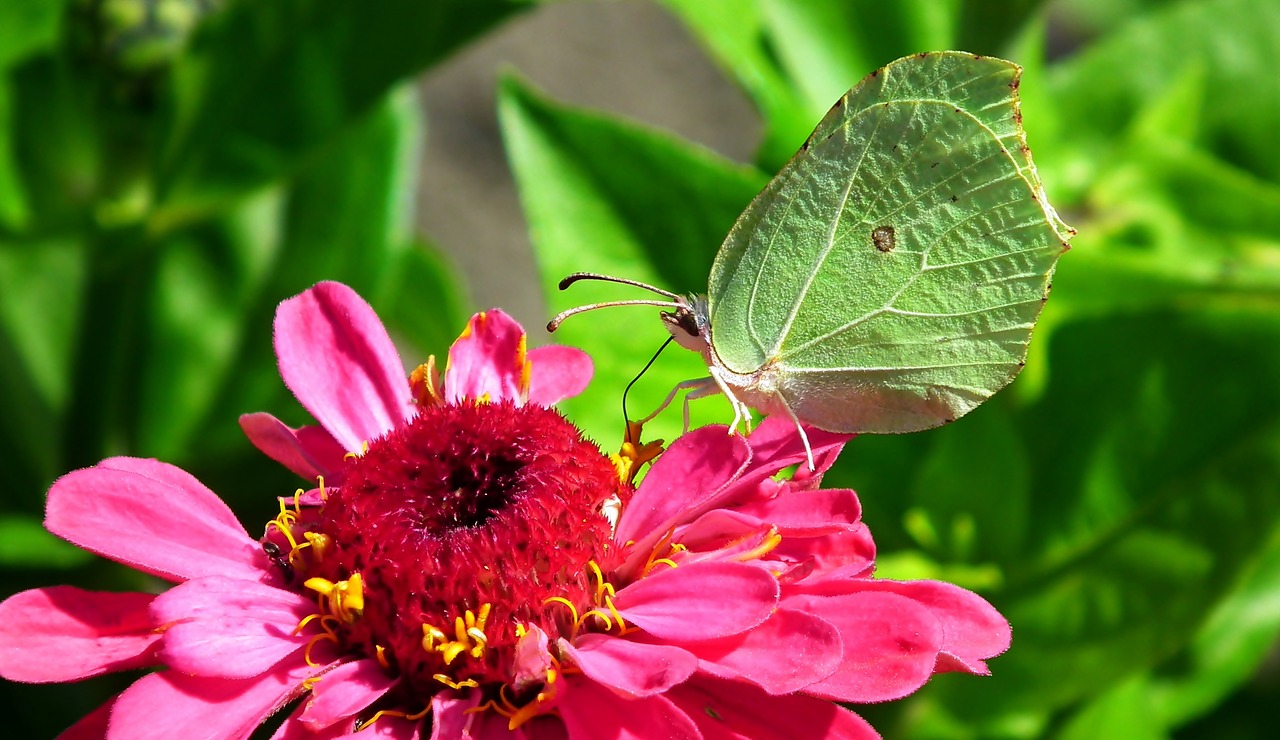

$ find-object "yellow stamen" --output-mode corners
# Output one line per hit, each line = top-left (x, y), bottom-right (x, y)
(433, 674), (479, 690)
(410, 355), (443, 407)
(304, 573), (364, 623)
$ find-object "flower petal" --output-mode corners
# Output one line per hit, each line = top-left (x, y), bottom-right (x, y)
(784, 591), (943, 702)
(45, 460), (268, 583)
(667, 675), (879, 740)
(773, 524), (876, 578)
(444, 310), (529, 404)
(0, 586), (158, 682)
(616, 426), (750, 555)
(431, 690), (482, 740)
(153, 576), (313, 678)
(301, 658), (398, 730)
(270, 702), (352, 740)
(239, 413), (348, 482)
(840, 580), (1011, 675)
(558, 676), (700, 740)
(676, 608), (841, 695)
(107, 656), (323, 739)
(739, 416), (851, 489)
(275, 281), (412, 450)
(526, 345), (593, 406)
(733, 487), (862, 535)
(560, 633), (697, 697)
(614, 561), (778, 641)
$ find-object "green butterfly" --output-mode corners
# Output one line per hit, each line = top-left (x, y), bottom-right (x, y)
(552, 52), (1074, 466)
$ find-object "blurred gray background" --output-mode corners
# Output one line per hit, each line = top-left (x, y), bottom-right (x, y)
(416, 1), (758, 335)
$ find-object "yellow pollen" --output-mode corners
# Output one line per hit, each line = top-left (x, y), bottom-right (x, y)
(374, 644), (391, 670)
(304, 573), (364, 623)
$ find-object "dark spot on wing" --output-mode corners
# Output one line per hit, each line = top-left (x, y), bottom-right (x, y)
(872, 225), (896, 253)
(950, 194), (958, 203)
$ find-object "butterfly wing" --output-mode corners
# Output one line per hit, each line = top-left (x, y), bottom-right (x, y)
(706, 52), (1072, 433)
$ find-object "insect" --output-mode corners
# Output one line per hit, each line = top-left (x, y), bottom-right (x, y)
(549, 52), (1074, 468)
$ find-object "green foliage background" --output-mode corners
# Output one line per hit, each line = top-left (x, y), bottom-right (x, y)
(2, 0), (1278, 737)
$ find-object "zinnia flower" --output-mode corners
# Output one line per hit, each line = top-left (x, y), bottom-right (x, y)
(0, 282), (1010, 739)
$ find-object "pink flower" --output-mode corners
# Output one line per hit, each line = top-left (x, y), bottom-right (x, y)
(0, 282), (1010, 739)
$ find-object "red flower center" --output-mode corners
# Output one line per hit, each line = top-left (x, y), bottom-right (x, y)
(297, 401), (625, 698)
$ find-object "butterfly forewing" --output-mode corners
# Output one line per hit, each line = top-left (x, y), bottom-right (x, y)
(706, 51), (1070, 434)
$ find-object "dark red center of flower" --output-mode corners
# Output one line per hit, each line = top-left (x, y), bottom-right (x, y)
(306, 400), (624, 697)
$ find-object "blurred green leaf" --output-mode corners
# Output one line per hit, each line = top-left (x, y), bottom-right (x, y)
(151, 0), (522, 230)
(0, 515), (92, 568)
(0, 237), (86, 496)
(139, 81), (429, 461)
(498, 74), (767, 445)
(0, 0), (68, 227)
(1049, 0), (1280, 183)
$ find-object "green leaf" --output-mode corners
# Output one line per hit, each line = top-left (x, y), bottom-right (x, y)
(0, 515), (92, 569)
(151, 0), (521, 230)
(0, 0), (67, 227)
(1049, 0), (1280, 182)
(498, 74), (767, 444)
(138, 82), (428, 461)
(1147, 523), (1280, 726)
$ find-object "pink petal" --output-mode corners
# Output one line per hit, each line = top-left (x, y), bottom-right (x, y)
(515, 716), (570, 740)
(739, 416), (851, 489)
(153, 576), (313, 678)
(526, 345), (593, 406)
(45, 460), (268, 583)
(301, 658), (398, 730)
(57, 693), (115, 739)
(668, 675), (879, 740)
(678, 608), (841, 694)
(239, 413), (348, 482)
(841, 580), (1011, 674)
(107, 656), (325, 739)
(773, 524), (877, 577)
(614, 561), (778, 641)
(732, 487), (862, 535)
(558, 676), (700, 740)
(560, 633), (697, 697)
(270, 702), (353, 740)
(274, 281), (412, 451)
(432, 690), (482, 740)
(0, 587), (158, 682)
(616, 426), (750, 556)
(444, 310), (529, 404)
(784, 591), (943, 703)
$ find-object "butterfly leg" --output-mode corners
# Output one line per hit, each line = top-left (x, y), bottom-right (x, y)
(774, 394), (815, 471)
(706, 365), (753, 436)
(639, 377), (719, 431)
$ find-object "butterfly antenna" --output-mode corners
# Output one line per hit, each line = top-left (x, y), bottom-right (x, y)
(558, 272), (682, 300)
(622, 336), (675, 425)
(547, 300), (683, 332)
(547, 273), (687, 332)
